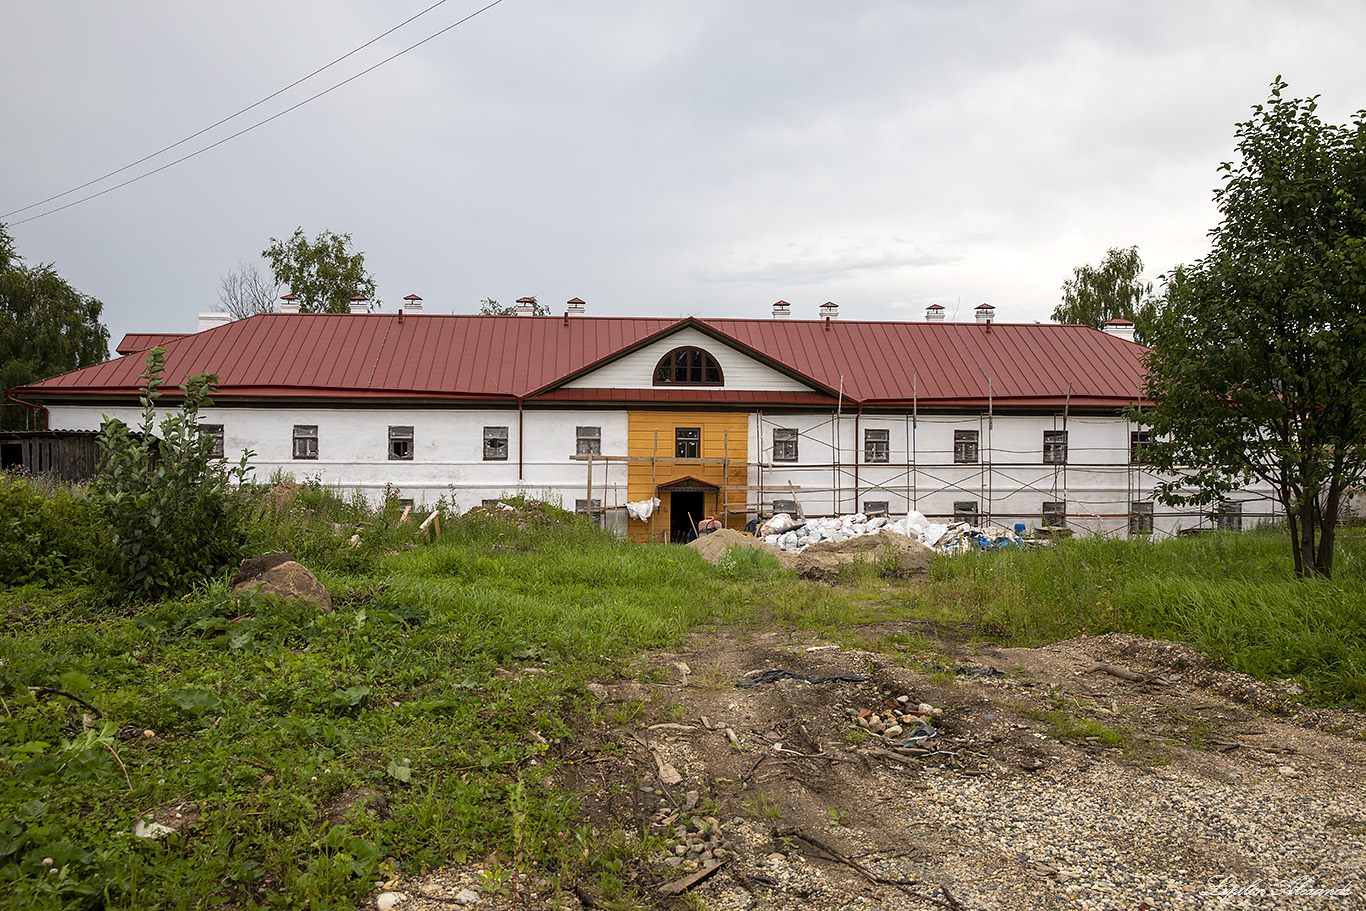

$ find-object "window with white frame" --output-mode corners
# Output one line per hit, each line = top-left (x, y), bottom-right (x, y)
(864, 428), (889, 463)
(388, 425), (414, 460)
(200, 423), (224, 459)
(773, 428), (798, 462)
(953, 501), (978, 524)
(1043, 430), (1068, 464)
(954, 429), (979, 464)
(484, 426), (509, 461)
(576, 426), (601, 456)
(293, 424), (318, 460)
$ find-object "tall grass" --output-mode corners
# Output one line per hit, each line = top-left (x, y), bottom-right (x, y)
(927, 529), (1366, 706)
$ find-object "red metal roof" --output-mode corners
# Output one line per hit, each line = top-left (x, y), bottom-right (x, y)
(21, 314), (1148, 408)
(115, 332), (190, 355)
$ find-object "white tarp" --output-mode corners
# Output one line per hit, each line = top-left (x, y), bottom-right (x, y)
(626, 497), (660, 521)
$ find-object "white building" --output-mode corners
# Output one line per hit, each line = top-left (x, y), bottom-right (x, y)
(14, 301), (1272, 542)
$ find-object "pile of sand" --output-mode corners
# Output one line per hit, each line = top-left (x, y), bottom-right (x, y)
(688, 527), (932, 579)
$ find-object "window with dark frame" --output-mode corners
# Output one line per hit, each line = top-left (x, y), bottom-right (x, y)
(953, 501), (978, 524)
(1043, 430), (1068, 464)
(675, 427), (700, 459)
(864, 428), (889, 463)
(292, 424), (318, 460)
(1216, 499), (1242, 531)
(483, 426), (509, 461)
(1042, 501), (1067, 527)
(1130, 501), (1154, 535)
(954, 429), (979, 464)
(773, 428), (798, 462)
(1130, 431), (1150, 464)
(772, 499), (798, 515)
(388, 425), (414, 460)
(576, 426), (601, 456)
(201, 424), (224, 459)
(653, 347), (723, 385)
(863, 501), (889, 516)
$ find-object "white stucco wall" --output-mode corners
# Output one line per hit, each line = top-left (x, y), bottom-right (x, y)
(48, 401), (1274, 539)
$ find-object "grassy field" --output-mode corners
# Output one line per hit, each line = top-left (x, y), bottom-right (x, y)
(2, 476), (1364, 909)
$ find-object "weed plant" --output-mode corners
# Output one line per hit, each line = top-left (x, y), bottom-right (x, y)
(927, 529), (1366, 705)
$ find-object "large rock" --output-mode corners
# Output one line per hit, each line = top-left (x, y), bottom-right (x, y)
(231, 553), (331, 611)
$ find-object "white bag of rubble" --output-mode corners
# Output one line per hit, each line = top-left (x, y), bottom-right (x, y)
(764, 534), (781, 547)
(868, 516), (888, 530)
(778, 531), (800, 550)
(625, 497), (660, 521)
(920, 523), (951, 547)
(760, 513), (797, 536)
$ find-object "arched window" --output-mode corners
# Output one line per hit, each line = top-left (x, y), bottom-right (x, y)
(653, 347), (723, 386)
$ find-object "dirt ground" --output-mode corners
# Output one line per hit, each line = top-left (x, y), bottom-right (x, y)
(376, 606), (1366, 911)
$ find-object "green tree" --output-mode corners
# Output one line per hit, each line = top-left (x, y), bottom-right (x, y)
(262, 227), (376, 313)
(94, 349), (254, 599)
(479, 296), (548, 315)
(1139, 80), (1366, 578)
(0, 224), (110, 429)
(1052, 246), (1157, 344)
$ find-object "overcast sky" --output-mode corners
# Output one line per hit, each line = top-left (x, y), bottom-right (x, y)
(4, 1), (1365, 352)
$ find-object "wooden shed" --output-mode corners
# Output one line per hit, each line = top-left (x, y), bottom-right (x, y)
(0, 431), (102, 482)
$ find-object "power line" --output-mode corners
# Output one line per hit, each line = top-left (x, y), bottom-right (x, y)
(5, 0), (507, 225)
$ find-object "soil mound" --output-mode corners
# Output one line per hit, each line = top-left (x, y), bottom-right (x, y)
(794, 529), (933, 579)
(688, 528), (800, 570)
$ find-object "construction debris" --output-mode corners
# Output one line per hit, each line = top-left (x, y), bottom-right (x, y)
(760, 509), (1036, 555)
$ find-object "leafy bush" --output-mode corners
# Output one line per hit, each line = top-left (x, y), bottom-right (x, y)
(0, 471), (102, 588)
(93, 349), (253, 599)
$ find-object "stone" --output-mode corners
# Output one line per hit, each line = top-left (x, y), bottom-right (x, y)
(232, 556), (331, 611)
(454, 889), (479, 905)
(375, 893), (408, 911)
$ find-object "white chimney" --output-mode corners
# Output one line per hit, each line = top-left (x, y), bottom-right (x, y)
(772, 300), (791, 320)
(566, 297), (586, 316)
(975, 303), (995, 325)
(198, 312), (231, 332)
(515, 297), (537, 317)
(925, 304), (946, 322)
(1102, 318), (1136, 342)
(348, 294), (369, 314)
(819, 300), (839, 320)
(279, 294), (300, 313)
(403, 294), (424, 314)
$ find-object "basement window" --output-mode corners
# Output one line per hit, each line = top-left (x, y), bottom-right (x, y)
(1042, 501), (1067, 527)
(1130, 501), (1154, 535)
(1043, 430), (1068, 464)
(772, 499), (798, 516)
(676, 427), (700, 459)
(576, 426), (601, 456)
(200, 424), (224, 460)
(653, 347), (723, 385)
(388, 425), (414, 460)
(954, 430), (979, 464)
(483, 426), (509, 461)
(863, 501), (889, 516)
(864, 429), (889, 463)
(953, 501), (978, 524)
(293, 425), (318, 460)
(575, 498), (602, 525)
(1216, 499), (1242, 531)
(773, 428), (798, 462)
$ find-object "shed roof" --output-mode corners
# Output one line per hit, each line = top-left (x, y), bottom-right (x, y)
(21, 313), (1148, 408)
